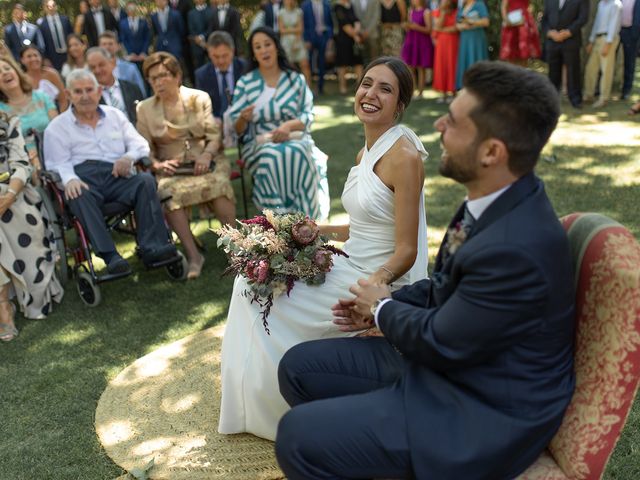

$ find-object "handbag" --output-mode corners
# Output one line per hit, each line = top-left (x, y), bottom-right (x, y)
(506, 9), (524, 26)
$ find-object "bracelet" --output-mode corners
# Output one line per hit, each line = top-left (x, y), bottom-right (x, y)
(7, 187), (18, 197)
(380, 266), (395, 279)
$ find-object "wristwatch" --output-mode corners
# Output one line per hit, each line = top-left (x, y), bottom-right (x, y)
(370, 297), (390, 318)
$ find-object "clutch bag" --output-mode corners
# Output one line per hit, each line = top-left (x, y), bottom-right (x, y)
(507, 9), (524, 26)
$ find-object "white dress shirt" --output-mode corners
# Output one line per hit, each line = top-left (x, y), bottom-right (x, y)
(589, 0), (623, 43)
(43, 105), (150, 186)
(46, 14), (67, 52)
(92, 8), (106, 36)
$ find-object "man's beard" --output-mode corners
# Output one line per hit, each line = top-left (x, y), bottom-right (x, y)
(438, 147), (479, 184)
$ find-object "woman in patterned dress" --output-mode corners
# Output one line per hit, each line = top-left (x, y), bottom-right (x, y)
(499, 0), (540, 65)
(0, 113), (63, 341)
(380, 0), (408, 56)
(278, 0), (311, 85)
(137, 52), (236, 279)
(228, 27), (329, 220)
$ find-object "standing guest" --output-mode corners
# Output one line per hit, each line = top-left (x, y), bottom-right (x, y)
(401, 0), (433, 96)
(195, 31), (247, 120)
(380, 0), (407, 57)
(265, 0), (284, 31)
(60, 33), (89, 80)
(432, 0), (459, 103)
(279, 0), (311, 85)
(37, 0), (73, 71)
(167, 0), (195, 84)
(151, 0), (186, 64)
(0, 112), (63, 339)
(20, 45), (68, 112)
(499, 0), (541, 65)
(333, 0), (364, 94)
(43, 69), (177, 275)
(541, 0), (589, 109)
(455, 0), (489, 90)
(86, 47), (144, 123)
(583, 0), (622, 108)
(83, 0), (119, 47)
(301, 0), (333, 95)
(187, 0), (212, 70)
(108, 0), (127, 22)
(228, 27), (330, 219)
(628, 99), (640, 114)
(0, 55), (57, 180)
(4, 4), (46, 61)
(98, 31), (146, 97)
(74, 1), (90, 35)
(137, 52), (236, 279)
(619, 0), (640, 100)
(352, 0), (381, 65)
(207, 0), (245, 57)
(276, 61), (575, 480)
(119, 1), (151, 70)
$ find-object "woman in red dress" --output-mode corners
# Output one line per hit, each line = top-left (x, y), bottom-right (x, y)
(499, 0), (540, 64)
(431, 0), (459, 103)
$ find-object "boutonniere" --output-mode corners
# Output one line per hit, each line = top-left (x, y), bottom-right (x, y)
(445, 221), (468, 256)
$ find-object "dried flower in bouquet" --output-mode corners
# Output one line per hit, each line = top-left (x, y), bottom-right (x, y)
(216, 210), (347, 334)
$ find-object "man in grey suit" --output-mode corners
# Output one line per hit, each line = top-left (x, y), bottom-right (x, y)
(352, 0), (380, 65)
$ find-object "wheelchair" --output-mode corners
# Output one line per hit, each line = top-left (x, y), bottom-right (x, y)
(31, 130), (188, 307)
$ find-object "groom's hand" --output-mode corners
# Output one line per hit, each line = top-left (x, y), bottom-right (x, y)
(350, 279), (392, 319)
(332, 298), (373, 332)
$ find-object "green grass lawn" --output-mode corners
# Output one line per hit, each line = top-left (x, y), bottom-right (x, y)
(1, 78), (639, 479)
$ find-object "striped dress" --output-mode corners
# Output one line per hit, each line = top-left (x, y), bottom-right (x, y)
(228, 69), (329, 220)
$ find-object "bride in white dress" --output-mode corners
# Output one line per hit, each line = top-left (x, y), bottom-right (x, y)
(218, 57), (429, 441)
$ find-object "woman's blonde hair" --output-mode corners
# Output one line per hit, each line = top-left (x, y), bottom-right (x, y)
(0, 55), (33, 103)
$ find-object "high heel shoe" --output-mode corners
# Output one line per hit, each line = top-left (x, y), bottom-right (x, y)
(187, 254), (205, 280)
(0, 300), (17, 342)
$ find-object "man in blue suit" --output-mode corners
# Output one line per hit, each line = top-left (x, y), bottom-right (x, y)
(301, 0), (332, 94)
(194, 31), (246, 119)
(276, 61), (576, 480)
(4, 3), (45, 61)
(119, 2), (151, 68)
(37, 0), (73, 71)
(619, 0), (640, 99)
(187, 0), (212, 70)
(150, 0), (185, 61)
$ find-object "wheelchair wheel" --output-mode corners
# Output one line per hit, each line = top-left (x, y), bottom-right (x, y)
(36, 186), (69, 286)
(166, 251), (188, 280)
(77, 271), (102, 307)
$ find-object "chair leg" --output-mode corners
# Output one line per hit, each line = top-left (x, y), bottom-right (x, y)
(240, 168), (248, 219)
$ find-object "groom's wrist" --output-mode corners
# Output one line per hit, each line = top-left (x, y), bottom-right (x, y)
(373, 298), (393, 329)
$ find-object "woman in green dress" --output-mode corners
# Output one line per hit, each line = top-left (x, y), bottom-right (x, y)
(455, 0), (489, 90)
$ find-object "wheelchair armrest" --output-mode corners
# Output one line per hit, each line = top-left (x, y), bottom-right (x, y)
(39, 169), (62, 184)
(135, 156), (152, 170)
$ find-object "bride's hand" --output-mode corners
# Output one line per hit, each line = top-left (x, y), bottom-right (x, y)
(332, 298), (374, 332)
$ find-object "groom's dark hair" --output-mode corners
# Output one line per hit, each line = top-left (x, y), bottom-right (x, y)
(463, 61), (560, 176)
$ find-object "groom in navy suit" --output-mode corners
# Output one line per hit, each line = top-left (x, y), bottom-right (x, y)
(276, 62), (576, 479)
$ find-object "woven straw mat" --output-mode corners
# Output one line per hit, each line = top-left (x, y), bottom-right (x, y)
(95, 325), (284, 480)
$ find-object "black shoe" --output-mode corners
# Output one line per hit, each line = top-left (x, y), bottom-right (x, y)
(143, 244), (178, 265)
(107, 255), (131, 275)
(571, 102), (583, 109)
(621, 93), (630, 100)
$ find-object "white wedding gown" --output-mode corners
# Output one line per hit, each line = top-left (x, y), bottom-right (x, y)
(218, 125), (429, 440)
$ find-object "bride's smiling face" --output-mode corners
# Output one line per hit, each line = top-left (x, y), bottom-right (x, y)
(354, 65), (400, 126)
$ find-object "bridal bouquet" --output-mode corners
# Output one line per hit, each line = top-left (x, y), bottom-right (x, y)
(216, 210), (347, 334)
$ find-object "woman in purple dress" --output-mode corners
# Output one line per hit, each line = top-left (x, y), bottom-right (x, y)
(401, 0), (433, 96)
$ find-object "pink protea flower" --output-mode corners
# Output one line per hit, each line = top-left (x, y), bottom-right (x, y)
(241, 215), (275, 231)
(313, 249), (333, 271)
(291, 218), (319, 245)
(256, 259), (270, 283)
(244, 261), (258, 281)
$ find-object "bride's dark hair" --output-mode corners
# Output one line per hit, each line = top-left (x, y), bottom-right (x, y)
(358, 57), (414, 121)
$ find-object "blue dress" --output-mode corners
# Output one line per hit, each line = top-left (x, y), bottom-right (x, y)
(228, 70), (330, 220)
(455, 1), (489, 90)
(0, 90), (55, 156)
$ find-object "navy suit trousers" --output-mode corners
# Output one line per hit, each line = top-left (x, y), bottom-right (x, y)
(620, 27), (640, 97)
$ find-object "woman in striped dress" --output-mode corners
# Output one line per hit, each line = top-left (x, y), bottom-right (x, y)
(228, 27), (329, 220)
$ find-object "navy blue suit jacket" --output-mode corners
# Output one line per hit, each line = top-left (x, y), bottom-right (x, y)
(119, 17), (151, 56)
(379, 173), (576, 479)
(194, 57), (246, 118)
(541, 0), (589, 48)
(301, 0), (333, 42)
(82, 7), (119, 47)
(37, 15), (73, 71)
(151, 10), (185, 58)
(4, 22), (45, 60)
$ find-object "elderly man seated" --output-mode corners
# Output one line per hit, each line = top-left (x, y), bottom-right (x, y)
(43, 69), (176, 275)
(86, 46), (144, 123)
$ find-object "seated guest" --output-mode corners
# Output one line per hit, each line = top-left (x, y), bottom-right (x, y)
(229, 27), (329, 220)
(98, 30), (147, 97)
(60, 33), (89, 80)
(194, 31), (246, 120)
(4, 3), (45, 61)
(137, 52), (236, 279)
(43, 69), (177, 275)
(0, 55), (57, 182)
(0, 112), (63, 341)
(86, 47), (144, 123)
(276, 62), (575, 480)
(37, 0), (74, 71)
(20, 45), (68, 112)
(119, 1), (151, 70)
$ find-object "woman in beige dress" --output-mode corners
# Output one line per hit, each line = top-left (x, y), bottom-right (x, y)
(137, 52), (236, 279)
